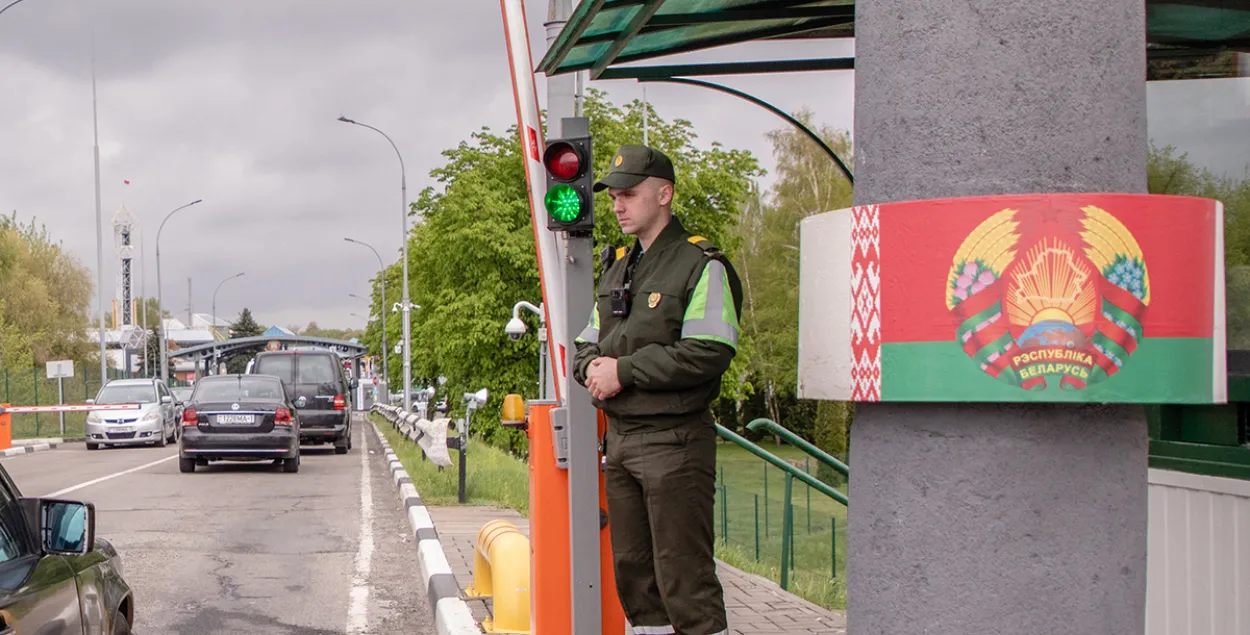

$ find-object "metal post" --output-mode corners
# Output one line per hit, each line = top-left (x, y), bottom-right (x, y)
(753, 494), (760, 561)
(458, 415), (468, 504)
(336, 118), (409, 411)
(781, 472), (793, 590)
(831, 516), (837, 579)
(57, 377), (65, 435)
(345, 238), (389, 398)
(156, 200), (203, 383)
(212, 272), (244, 375)
(90, 12), (108, 383)
(764, 466), (769, 538)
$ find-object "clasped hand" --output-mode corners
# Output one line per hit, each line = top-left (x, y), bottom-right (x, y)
(586, 357), (623, 400)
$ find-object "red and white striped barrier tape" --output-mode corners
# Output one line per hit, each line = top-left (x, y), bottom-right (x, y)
(0, 403), (142, 414)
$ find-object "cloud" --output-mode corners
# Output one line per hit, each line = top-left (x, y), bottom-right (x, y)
(0, 2), (862, 334)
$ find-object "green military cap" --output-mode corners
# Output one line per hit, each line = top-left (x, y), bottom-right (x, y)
(594, 144), (676, 192)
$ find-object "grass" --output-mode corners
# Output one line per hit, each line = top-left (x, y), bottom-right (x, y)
(373, 414), (530, 515)
(371, 414), (847, 610)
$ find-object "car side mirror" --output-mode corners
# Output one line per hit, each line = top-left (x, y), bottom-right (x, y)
(161, 395), (173, 404)
(85, 399), (95, 405)
(19, 498), (95, 556)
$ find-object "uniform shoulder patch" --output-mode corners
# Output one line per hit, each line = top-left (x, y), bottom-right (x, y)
(685, 234), (722, 257)
(615, 246), (627, 261)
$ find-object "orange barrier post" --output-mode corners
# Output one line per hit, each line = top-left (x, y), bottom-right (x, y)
(0, 405), (9, 451)
(597, 410), (627, 635)
(527, 403), (626, 635)
(528, 402), (570, 635)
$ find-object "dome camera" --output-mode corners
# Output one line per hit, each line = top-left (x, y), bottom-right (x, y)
(505, 317), (528, 341)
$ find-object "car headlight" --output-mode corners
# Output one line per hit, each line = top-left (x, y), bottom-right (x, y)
(142, 411), (161, 422)
(86, 412), (102, 424)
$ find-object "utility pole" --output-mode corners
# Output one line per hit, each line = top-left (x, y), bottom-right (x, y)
(91, 4), (107, 383)
(545, 1), (600, 633)
(187, 277), (192, 326)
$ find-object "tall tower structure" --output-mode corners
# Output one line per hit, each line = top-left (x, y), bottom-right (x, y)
(112, 204), (137, 327)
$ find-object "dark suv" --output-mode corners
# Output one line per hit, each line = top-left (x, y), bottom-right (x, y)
(249, 350), (355, 454)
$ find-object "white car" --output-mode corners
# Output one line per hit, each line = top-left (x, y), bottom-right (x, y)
(84, 378), (180, 450)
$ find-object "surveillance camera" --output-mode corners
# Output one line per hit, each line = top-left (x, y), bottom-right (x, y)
(505, 317), (527, 341)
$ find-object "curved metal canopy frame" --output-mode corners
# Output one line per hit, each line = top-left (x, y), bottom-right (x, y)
(169, 335), (368, 363)
(641, 76), (854, 185)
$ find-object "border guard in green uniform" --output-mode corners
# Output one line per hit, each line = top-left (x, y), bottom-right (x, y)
(573, 144), (743, 635)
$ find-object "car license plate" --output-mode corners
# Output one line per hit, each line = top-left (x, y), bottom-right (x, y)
(113, 426), (134, 433)
(215, 415), (254, 425)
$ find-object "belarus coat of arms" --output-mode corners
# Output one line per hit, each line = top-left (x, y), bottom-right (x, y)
(946, 204), (1150, 391)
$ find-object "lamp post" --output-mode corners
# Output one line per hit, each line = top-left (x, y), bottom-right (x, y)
(156, 199), (203, 383)
(337, 117), (413, 412)
(0, 0), (32, 20)
(507, 300), (548, 400)
(211, 272), (244, 374)
(344, 237), (389, 398)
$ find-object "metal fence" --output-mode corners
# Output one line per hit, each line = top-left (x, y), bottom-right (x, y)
(0, 366), (190, 439)
(713, 451), (847, 598)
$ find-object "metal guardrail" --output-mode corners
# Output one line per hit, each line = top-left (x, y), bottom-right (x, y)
(745, 418), (850, 477)
(715, 420), (847, 592)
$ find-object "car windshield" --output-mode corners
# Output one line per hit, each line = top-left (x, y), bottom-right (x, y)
(194, 377), (285, 402)
(94, 384), (156, 405)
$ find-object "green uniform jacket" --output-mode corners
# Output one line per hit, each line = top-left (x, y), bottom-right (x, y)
(573, 216), (744, 434)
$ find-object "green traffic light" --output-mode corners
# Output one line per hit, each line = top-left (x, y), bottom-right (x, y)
(545, 184), (583, 223)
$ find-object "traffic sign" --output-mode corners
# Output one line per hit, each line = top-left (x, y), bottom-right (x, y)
(45, 360), (74, 379)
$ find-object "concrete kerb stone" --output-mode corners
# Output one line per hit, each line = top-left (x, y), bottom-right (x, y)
(366, 412), (482, 635)
(0, 440), (62, 457)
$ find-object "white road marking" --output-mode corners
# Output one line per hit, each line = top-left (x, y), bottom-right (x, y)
(43, 454), (179, 498)
(347, 424), (374, 634)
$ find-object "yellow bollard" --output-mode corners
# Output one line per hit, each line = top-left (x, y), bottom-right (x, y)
(464, 519), (531, 634)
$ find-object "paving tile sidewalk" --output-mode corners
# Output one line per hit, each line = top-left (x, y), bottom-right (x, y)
(428, 505), (847, 635)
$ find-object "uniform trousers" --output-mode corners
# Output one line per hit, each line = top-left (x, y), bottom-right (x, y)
(603, 420), (727, 635)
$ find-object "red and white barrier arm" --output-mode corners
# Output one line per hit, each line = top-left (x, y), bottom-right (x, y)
(0, 404), (143, 414)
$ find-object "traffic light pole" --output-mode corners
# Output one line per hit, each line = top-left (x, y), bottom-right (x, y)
(546, 3), (600, 633)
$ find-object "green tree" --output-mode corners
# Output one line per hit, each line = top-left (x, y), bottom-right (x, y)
(0, 212), (94, 369)
(734, 111), (854, 448)
(1147, 142), (1250, 347)
(364, 90), (763, 455)
(224, 308), (265, 373)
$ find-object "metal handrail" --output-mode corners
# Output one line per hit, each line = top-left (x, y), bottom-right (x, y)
(715, 424), (848, 507)
(745, 418), (850, 477)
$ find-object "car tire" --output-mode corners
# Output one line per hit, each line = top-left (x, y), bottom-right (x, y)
(86, 443), (99, 451)
(156, 430), (168, 448)
(112, 610), (132, 635)
(179, 458), (195, 473)
(283, 455), (299, 473)
(335, 443), (348, 455)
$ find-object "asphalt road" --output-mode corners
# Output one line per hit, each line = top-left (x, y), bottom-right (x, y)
(0, 414), (433, 635)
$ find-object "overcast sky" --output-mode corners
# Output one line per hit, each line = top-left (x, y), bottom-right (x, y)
(0, 1), (855, 332)
(0, 3), (1244, 333)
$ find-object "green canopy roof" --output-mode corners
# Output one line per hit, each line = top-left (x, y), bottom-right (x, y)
(537, 0), (1250, 81)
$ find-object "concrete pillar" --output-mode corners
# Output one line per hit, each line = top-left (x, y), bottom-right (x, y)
(849, 2), (1148, 635)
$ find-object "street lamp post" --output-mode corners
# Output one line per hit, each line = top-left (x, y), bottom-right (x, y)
(212, 272), (245, 374)
(156, 199), (203, 383)
(508, 300), (547, 400)
(338, 117), (413, 412)
(344, 237), (389, 399)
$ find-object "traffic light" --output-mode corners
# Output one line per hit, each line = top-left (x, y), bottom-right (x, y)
(542, 133), (594, 233)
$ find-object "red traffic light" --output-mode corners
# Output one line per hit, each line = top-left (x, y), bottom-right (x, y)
(544, 142), (581, 180)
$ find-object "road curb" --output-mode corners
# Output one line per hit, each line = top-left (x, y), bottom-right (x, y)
(366, 413), (482, 635)
(1, 441), (59, 457)
(14, 437), (85, 446)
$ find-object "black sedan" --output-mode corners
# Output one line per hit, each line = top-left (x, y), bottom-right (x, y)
(0, 460), (134, 633)
(178, 374), (301, 473)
